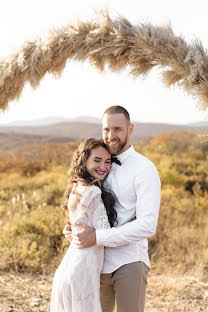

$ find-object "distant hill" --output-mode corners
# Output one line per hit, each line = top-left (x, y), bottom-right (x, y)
(0, 117), (208, 152)
(0, 122), (102, 141)
(0, 132), (74, 151)
(2, 116), (101, 126)
(0, 121), (208, 142)
(3, 116), (208, 128)
(188, 121), (208, 127)
(132, 122), (208, 141)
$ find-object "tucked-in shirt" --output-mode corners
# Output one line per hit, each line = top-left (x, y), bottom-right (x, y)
(96, 145), (161, 274)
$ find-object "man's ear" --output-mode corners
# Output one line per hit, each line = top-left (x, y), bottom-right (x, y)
(129, 123), (134, 136)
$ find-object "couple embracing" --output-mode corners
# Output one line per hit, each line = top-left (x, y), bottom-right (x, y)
(50, 105), (161, 312)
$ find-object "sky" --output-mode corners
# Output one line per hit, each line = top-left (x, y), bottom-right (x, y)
(0, 0), (208, 125)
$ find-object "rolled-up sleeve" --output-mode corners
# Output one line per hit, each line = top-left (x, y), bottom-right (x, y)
(96, 163), (161, 247)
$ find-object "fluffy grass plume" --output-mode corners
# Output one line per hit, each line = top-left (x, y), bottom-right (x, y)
(1, 10), (208, 111)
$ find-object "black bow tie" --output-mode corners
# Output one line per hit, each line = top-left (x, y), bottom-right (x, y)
(111, 155), (121, 166)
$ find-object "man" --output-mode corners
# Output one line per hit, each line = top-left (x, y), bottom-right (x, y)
(64, 106), (161, 312)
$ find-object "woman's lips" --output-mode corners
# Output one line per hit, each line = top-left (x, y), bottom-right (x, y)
(95, 170), (106, 175)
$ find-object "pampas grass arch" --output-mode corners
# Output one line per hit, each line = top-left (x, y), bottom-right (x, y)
(0, 11), (208, 112)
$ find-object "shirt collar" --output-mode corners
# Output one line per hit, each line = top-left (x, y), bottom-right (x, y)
(116, 145), (135, 162)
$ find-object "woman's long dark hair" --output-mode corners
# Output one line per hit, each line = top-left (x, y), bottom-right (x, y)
(63, 138), (117, 227)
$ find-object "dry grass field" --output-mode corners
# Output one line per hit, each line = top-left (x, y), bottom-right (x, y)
(0, 271), (207, 311)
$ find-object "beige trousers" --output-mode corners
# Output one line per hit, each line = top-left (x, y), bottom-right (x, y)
(100, 261), (149, 312)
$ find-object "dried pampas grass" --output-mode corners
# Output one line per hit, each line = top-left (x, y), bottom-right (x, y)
(1, 11), (208, 111)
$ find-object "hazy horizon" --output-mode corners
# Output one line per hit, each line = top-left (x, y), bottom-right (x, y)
(1, 114), (208, 127)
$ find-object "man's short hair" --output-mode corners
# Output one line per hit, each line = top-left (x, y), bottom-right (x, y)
(103, 106), (131, 123)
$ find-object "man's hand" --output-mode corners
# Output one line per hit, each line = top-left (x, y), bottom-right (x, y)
(72, 223), (96, 249)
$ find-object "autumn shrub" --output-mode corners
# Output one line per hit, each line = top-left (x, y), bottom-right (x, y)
(0, 205), (69, 272)
(0, 165), (70, 273)
(149, 187), (208, 276)
(0, 141), (77, 176)
(141, 132), (208, 280)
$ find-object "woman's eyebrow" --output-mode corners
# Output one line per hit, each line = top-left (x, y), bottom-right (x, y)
(93, 156), (111, 161)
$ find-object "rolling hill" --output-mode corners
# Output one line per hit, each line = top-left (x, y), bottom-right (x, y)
(0, 118), (207, 151)
(0, 132), (74, 151)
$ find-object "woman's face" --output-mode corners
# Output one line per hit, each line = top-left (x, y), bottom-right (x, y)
(85, 146), (111, 181)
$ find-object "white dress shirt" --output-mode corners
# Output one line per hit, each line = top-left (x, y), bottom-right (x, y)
(96, 145), (161, 274)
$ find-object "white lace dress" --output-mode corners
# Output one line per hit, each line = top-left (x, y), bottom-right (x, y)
(50, 185), (110, 312)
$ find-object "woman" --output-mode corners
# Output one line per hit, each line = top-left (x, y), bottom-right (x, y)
(50, 138), (117, 312)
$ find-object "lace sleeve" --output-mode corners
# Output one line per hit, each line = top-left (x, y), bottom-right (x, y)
(80, 186), (110, 230)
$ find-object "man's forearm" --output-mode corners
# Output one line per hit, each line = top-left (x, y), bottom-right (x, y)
(96, 213), (159, 247)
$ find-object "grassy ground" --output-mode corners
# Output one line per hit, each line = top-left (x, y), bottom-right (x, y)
(0, 271), (207, 311)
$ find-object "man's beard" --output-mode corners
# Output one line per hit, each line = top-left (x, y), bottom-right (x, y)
(106, 135), (128, 155)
